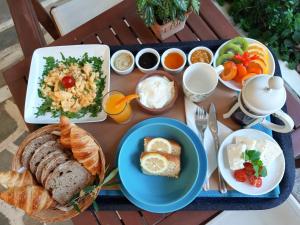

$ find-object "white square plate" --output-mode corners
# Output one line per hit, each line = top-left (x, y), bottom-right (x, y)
(24, 44), (110, 124)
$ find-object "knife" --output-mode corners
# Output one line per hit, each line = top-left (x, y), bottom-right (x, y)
(208, 103), (227, 194)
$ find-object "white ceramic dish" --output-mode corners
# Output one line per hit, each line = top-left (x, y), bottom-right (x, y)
(213, 38), (275, 92)
(161, 48), (187, 74)
(135, 48), (160, 73)
(24, 44), (110, 124)
(188, 46), (213, 65)
(110, 49), (134, 75)
(218, 129), (285, 195)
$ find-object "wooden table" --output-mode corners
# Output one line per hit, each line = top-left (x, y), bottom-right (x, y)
(3, 0), (295, 223)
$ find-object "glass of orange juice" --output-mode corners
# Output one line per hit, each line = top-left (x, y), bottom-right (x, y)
(102, 91), (133, 124)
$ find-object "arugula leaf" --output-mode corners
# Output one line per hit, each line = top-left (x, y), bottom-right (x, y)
(36, 53), (105, 118)
(260, 166), (267, 177)
(245, 150), (261, 162)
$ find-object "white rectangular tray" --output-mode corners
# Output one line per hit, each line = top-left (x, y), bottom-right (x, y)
(24, 44), (110, 124)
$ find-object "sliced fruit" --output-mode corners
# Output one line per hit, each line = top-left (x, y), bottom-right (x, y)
(221, 61), (237, 81)
(219, 43), (244, 56)
(116, 94), (139, 107)
(216, 52), (234, 66)
(252, 59), (268, 73)
(146, 138), (172, 154)
(247, 62), (263, 74)
(249, 175), (262, 188)
(140, 152), (168, 174)
(229, 37), (249, 51)
(236, 64), (247, 77)
(248, 43), (268, 55)
(234, 169), (247, 182)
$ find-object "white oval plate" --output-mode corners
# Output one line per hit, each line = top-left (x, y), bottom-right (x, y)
(218, 129), (285, 195)
(213, 38), (275, 92)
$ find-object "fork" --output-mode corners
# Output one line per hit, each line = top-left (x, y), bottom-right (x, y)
(195, 106), (210, 191)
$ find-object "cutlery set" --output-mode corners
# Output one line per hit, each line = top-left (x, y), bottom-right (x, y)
(195, 103), (227, 193)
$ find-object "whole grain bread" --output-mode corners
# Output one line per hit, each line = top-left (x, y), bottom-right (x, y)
(35, 150), (65, 183)
(144, 137), (181, 156)
(45, 160), (92, 205)
(29, 141), (62, 174)
(41, 154), (69, 186)
(21, 134), (57, 168)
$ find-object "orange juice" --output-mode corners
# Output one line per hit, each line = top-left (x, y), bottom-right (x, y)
(103, 91), (132, 124)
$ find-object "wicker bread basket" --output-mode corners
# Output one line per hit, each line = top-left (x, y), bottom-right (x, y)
(12, 124), (106, 223)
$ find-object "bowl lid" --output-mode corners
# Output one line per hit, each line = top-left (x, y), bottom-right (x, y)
(242, 75), (286, 115)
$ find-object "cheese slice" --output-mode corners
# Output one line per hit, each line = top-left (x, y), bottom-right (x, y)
(235, 136), (256, 150)
(227, 143), (246, 170)
(255, 139), (282, 166)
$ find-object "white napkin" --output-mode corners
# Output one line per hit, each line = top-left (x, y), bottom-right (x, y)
(184, 97), (232, 178)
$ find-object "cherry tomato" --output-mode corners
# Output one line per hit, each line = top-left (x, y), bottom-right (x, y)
(243, 162), (255, 176)
(249, 175), (262, 187)
(234, 169), (247, 182)
(61, 75), (75, 88)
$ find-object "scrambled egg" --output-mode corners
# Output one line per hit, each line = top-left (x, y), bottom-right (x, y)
(41, 63), (98, 113)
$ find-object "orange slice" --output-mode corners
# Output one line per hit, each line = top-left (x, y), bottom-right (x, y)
(115, 94), (139, 107)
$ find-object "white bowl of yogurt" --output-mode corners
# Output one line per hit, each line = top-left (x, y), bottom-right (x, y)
(136, 70), (178, 114)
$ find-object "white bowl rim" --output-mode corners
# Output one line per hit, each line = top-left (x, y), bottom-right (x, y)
(110, 49), (135, 74)
(135, 48), (160, 72)
(188, 46), (214, 65)
(161, 48), (187, 72)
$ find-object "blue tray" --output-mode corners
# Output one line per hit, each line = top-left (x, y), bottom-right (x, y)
(94, 40), (295, 210)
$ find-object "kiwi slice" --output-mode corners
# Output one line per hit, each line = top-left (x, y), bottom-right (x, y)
(216, 52), (234, 66)
(219, 43), (244, 56)
(229, 37), (249, 51)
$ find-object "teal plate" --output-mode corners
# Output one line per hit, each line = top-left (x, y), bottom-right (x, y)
(117, 117), (207, 213)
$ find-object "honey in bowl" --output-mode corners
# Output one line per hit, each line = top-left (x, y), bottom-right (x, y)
(164, 52), (184, 70)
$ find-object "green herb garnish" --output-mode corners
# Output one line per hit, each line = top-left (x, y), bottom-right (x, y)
(35, 53), (106, 119)
(244, 150), (267, 177)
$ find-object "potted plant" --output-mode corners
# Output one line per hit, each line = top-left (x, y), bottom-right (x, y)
(136, 0), (200, 40)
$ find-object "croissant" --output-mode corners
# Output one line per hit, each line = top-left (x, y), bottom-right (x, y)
(0, 170), (35, 189)
(60, 116), (74, 149)
(70, 126), (100, 175)
(0, 185), (54, 215)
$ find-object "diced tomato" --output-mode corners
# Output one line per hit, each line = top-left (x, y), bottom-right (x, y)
(249, 175), (262, 187)
(243, 162), (255, 176)
(61, 75), (75, 88)
(234, 169), (247, 182)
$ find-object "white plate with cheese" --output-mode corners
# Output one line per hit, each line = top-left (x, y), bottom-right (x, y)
(218, 129), (285, 195)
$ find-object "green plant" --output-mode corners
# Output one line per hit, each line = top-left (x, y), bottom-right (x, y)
(216, 0), (300, 70)
(136, 0), (200, 26)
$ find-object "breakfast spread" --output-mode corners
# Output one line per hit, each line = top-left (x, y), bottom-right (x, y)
(113, 52), (133, 71)
(137, 76), (175, 109)
(0, 116), (105, 215)
(140, 137), (181, 178)
(227, 136), (282, 188)
(216, 37), (270, 85)
(36, 53), (106, 118)
(190, 49), (211, 64)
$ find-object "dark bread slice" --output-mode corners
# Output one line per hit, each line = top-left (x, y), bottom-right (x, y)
(21, 134), (57, 168)
(41, 154), (68, 186)
(45, 160), (92, 205)
(35, 150), (65, 183)
(29, 140), (62, 174)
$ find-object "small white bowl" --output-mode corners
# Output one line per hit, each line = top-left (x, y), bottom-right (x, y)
(111, 50), (135, 75)
(188, 46), (214, 65)
(161, 48), (187, 74)
(135, 48), (160, 73)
